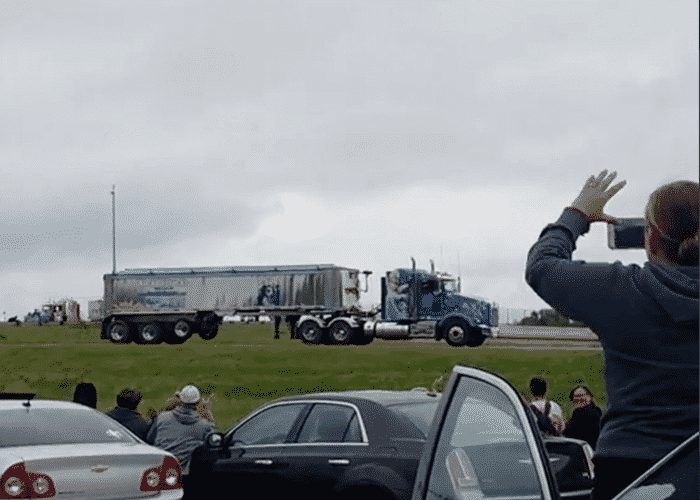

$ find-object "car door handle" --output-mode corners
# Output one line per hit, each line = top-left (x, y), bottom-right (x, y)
(254, 459), (273, 466)
(328, 459), (350, 465)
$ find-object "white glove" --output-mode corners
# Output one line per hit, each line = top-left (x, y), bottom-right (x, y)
(569, 170), (626, 223)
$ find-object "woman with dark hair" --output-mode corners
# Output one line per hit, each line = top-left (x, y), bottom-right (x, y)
(73, 382), (97, 409)
(563, 385), (602, 449)
(526, 171), (698, 499)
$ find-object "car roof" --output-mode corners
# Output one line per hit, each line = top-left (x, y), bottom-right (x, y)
(0, 399), (94, 410)
(273, 389), (440, 407)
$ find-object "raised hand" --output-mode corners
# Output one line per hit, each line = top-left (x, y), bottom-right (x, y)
(570, 170), (627, 223)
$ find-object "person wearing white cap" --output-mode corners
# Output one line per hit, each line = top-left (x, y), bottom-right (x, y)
(146, 384), (216, 490)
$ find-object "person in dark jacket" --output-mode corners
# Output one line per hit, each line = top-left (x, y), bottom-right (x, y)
(526, 171), (698, 500)
(73, 382), (97, 409)
(105, 388), (151, 440)
(563, 385), (602, 449)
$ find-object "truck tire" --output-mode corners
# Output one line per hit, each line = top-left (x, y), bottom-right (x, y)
(464, 328), (486, 347)
(299, 320), (325, 344)
(198, 314), (220, 340)
(329, 321), (353, 345)
(108, 320), (132, 344)
(442, 318), (486, 347)
(136, 322), (164, 344)
(352, 329), (374, 345)
(199, 324), (219, 340)
(442, 318), (471, 347)
(166, 319), (193, 344)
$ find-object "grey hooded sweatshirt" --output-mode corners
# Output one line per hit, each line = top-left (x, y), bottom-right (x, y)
(526, 209), (698, 460)
(146, 405), (215, 474)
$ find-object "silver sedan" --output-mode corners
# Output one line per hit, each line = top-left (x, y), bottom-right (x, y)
(0, 396), (182, 499)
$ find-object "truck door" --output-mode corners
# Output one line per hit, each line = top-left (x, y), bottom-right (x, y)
(412, 366), (560, 500)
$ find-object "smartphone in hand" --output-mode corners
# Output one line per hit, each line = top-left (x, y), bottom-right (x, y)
(607, 218), (645, 249)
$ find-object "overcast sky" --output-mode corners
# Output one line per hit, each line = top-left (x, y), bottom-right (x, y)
(1, 1), (697, 319)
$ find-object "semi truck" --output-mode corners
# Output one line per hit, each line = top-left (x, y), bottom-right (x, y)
(99, 259), (498, 347)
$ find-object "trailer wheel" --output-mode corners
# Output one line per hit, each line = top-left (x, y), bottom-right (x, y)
(108, 320), (132, 344)
(329, 321), (353, 345)
(198, 314), (220, 340)
(299, 320), (325, 344)
(167, 319), (193, 344)
(136, 322), (164, 344)
(198, 325), (219, 340)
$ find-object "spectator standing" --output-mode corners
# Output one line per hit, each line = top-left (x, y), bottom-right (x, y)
(147, 385), (215, 492)
(526, 172), (698, 499)
(563, 385), (602, 449)
(105, 388), (151, 440)
(73, 382), (97, 409)
(528, 376), (565, 435)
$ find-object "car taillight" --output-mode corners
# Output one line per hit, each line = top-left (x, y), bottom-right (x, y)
(140, 456), (182, 492)
(0, 462), (56, 499)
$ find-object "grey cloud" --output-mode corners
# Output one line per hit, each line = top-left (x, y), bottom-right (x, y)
(0, 187), (277, 272)
(0, 0), (697, 315)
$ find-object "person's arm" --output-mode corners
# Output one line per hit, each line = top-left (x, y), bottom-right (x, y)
(145, 417), (157, 444)
(525, 171), (628, 325)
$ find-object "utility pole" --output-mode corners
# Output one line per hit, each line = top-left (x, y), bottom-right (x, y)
(111, 185), (116, 274)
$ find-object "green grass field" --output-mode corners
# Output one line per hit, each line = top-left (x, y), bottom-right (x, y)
(0, 323), (604, 428)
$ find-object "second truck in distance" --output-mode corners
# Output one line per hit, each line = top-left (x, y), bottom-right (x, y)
(99, 259), (498, 347)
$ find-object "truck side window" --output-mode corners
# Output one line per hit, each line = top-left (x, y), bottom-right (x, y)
(426, 377), (544, 499)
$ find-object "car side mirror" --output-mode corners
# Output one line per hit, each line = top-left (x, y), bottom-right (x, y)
(207, 432), (224, 448)
(545, 437), (594, 498)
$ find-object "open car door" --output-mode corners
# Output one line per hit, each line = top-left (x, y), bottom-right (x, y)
(412, 365), (595, 500)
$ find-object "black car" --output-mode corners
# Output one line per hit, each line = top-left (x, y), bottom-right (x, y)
(189, 389), (441, 499)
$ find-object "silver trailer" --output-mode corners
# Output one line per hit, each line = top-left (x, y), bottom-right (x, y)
(100, 265), (363, 344)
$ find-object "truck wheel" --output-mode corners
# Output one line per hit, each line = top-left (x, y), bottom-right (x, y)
(136, 322), (163, 344)
(329, 321), (352, 345)
(442, 319), (486, 347)
(198, 314), (220, 340)
(167, 319), (193, 344)
(299, 320), (325, 344)
(352, 332), (374, 345)
(464, 328), (486, 347)
(108, 320), (132, 344)
(199, 324), (219, 340)
(442, 318), (471, 347)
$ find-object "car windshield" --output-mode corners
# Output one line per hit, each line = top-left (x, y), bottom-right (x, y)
(0, 408), (138, 447)
(387, 400), (439, 437)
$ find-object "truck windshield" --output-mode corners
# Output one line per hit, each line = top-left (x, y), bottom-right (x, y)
(441, 280), (457, 293)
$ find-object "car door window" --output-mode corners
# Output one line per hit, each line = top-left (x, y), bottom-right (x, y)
(426, 376), (544, 499)
(231, 404), (306, 446)
(296, 403), (362, 443)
